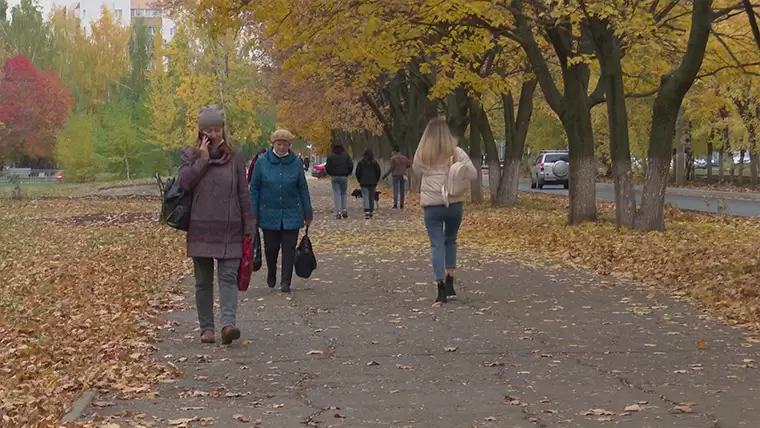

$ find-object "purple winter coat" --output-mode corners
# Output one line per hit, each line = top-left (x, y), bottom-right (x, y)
(178, 146), (254, 259)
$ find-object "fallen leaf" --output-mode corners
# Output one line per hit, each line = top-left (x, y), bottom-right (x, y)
(624, 404), (641, 412)
(273, 403), (285, 408)
(395, 364), (414, 370)
(232, 414), (251, 423)
(505, 396), (521, 405)
(697, 339), (706, 349)
(169, 418), (199, 426)
(307, 350), (323, 355)
(444, 346), (458, 352)
(367, 361), (380, 366)
(485, 416), (496, 421)
(583, 409), (615, 416)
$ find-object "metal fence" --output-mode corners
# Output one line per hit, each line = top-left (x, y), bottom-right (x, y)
(0, 168), (60, 183)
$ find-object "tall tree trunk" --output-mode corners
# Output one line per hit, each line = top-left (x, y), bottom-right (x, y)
(738, 149), (746, 185)
(590, 19), (635, 228)
(748, 121), (758, 186)
(560, 77), (598, 225)
(513, 0), (597, 224)
(494, 79), (537, 207)
(675, 105), (687, 186)
(720, 126), (729, 182)
(685, 120), (694, 181)
(475, 104), (502, 196)
(469, 103), (484, 203)
(635, 0), (713, 232)
(707, 132), (714, 182)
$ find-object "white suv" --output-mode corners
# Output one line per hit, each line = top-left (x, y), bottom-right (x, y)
(531, 150), (570, 189)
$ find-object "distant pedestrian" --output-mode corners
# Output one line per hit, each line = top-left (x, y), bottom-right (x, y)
(250, 129), (313, 293)
(179, 105), (253, 344)
(303, 156), (310, 171)
(381, 145), (412, 209)
(355, 148), (382, 219)
(413, 118), (477, 304)
(247, 148), (267, 184)
(325, 142), (353, 219)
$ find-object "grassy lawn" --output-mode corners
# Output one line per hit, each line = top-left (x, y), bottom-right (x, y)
(0, 178), (156, 198)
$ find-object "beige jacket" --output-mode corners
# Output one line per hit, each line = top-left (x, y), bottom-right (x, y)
(413, 147), (478, 207)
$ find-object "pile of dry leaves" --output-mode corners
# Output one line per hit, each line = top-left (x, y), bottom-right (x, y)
(0, 198), (188, 425)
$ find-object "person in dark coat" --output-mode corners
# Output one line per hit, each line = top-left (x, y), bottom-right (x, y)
(179, 105), (253, 345)
(355, 148), (382, 219)
(325, 143), (353, 219)
(250, 129), (313, 292)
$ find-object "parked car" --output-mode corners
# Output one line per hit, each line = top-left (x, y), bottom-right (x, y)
(531, 150), (569, 189)
(311, 162), (327, 178)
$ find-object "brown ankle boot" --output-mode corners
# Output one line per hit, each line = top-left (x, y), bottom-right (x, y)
(221, 325), (240, 345)
(200, 330), (215, 344)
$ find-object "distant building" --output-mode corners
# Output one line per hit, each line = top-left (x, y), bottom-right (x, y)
(55, 0), (175, 39)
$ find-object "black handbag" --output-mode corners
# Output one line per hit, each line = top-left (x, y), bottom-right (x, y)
(156, 173), (192, 231)
(294, 227), (317, 278)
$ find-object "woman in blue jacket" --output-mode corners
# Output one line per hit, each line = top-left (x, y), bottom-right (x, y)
(250, 129), (313, 292)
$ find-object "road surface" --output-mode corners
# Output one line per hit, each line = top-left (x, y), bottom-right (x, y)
(481, 174), (760, 217)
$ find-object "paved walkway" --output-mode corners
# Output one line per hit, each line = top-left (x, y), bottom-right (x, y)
(83, 181), (760, 427)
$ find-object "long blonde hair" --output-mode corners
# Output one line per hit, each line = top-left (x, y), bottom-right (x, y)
(414, 118), (457, 169)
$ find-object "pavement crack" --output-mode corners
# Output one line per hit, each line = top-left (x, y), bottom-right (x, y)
(293, 372), (329, 426)
(574, 357), (723, 427)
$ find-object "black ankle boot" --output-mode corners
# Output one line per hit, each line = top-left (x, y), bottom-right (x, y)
(435, 281), (447, 303)
(445, 275), (456, 297)
(267, 274), (276, 288)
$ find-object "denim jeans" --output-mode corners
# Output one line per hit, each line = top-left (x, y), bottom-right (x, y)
(392, 175), (405, 207)
(331, 176), (348, 213)
(423, 203), (463, 281)
(193, 257), (239, 332)
(361, 186), (376, 213)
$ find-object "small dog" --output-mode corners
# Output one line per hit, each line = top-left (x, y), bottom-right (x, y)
(351, 188), (382, 203)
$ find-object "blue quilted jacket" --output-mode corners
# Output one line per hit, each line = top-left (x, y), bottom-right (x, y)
(250, 149), (313, 231)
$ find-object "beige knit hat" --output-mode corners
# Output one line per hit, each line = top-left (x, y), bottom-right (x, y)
(270, 129), (294, 143)
(198, 105), (224, 131)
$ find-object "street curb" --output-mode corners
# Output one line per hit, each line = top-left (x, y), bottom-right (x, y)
(61, 389), (96, 422)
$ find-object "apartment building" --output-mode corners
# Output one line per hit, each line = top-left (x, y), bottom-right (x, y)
(60, 0), (175, 40)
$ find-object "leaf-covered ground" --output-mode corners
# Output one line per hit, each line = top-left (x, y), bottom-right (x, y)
(0, 196), (188, 426)
(2, 180), (759, 425)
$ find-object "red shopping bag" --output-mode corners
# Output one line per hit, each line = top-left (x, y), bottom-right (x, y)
(238, 234), (254, 291)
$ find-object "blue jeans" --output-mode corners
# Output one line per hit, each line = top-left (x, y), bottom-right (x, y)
(361, 186), (376, 213)
(331, 176), (348, 213)
(392, 175), (405, 207)
(423, 203), (463, 281)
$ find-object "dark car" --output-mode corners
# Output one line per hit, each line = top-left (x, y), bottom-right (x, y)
(311, 162), (327, 178)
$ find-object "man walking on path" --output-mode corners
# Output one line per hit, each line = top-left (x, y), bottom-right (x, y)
(381, 145), (412, 209)
(325, 143), (353, 219)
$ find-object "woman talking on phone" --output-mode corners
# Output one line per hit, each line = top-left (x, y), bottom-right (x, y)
(179, 105), (253, 345)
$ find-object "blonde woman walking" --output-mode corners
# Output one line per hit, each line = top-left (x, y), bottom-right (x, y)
(413, 118), (477, 303)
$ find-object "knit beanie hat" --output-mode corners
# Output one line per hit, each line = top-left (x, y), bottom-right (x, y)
(198, 105), (224, 131)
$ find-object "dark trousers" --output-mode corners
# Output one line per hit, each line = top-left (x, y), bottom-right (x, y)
(262, 228), (299, 286)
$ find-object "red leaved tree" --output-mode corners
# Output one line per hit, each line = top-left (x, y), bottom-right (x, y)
(0, 55), (74, 163)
